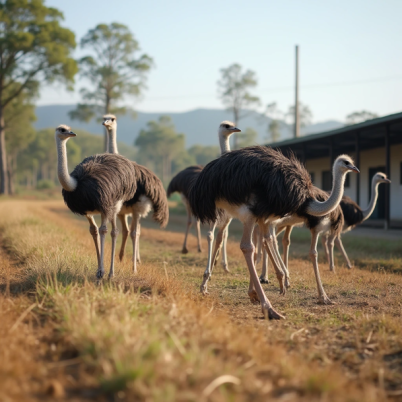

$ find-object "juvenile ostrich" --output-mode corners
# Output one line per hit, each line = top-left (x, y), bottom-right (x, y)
(321, 172), (391, 270)
(56, 124), (137, 279)
(189, 146), (358, 318)
(102, 115), (169, 273)
(167, 121), (241, 271)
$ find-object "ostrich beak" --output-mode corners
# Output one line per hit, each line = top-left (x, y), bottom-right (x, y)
(231, 127), (241, 132)
(384, 178), (391, 184)
(349, 165), (360, 173)
(69, 131), (77, 137)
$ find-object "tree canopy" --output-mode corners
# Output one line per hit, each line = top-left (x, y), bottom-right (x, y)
(346, 110), (378, 125)
(69, 23), (153, 141)
(217, 63), (260, 149)
(0, 0), (77, 193)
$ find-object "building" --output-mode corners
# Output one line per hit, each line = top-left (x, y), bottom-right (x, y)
(270, 112), (402, 229)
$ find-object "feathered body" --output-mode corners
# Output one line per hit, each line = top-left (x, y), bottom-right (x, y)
(189, 146), (315, 224)
(167, 165), (203, 201)
(62, 153), (137, 219)
(340, 195), (364, 231)
(122, 162), (169, 228)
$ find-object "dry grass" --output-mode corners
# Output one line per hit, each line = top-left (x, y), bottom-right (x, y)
(0, 199), (401, 401)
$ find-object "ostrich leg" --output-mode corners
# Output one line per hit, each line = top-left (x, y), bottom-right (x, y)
(220, 222), (231, 272)
(335, 236), (353, 269)
(200, 222), (217, 294)
(261, 224), (286, 294)
(196, 219), (202, 252)
(182, 204), (193, 254)
(130, 214), (141, 274)
(259, 248), (269, 284)
(321, 235), (330, 265)
(86, 215), (100, 267)
(97, 214), (109, 279)
(108, 214), (119, 278)
(309, 230), (333, 304)
(118, 214), (129, 261)
(136, 224), (141, 264)
(282, 226), (293, 270)
(327, 234), (336, 272)
(241, 218), (284, 319)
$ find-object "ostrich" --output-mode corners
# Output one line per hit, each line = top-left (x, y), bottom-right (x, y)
(55, 124), (137, 279)
(189, 146), (358, 318)
(321, 172), (391, 270)
(102, 115), (169, 273)
(258, 188), (345, 304)
(167, 121), (241, 271)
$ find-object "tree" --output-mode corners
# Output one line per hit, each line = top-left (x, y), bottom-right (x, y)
(286, 102), (313, 129)
(69, 23), (153, 150)
(261, 102), (283, 143)
(217, 63), (260, 149)
(0, 0), (77, 194)
(135, 116), (186, 183)
(237, 127), (258, 148)
(346, 110), (378, 125)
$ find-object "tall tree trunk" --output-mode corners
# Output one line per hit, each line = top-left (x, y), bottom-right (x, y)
(0, 109), (9, 194)
(7, 155), (15, 195)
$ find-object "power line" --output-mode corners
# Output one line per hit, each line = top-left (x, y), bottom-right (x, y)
(145, 74), (402, 101)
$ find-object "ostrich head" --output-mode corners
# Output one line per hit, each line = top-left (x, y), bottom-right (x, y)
(219, 121), (241, 137)
(373, 172), (391, 184)
(55, 124), (76, 140)
(102, 114), (117, 131)
(333, 155), (359, 174)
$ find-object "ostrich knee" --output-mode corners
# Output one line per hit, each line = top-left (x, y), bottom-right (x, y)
(309, 249), (318, 262)
(99, 225), (108, 236)
(111, 227), (119, 239)
(89, 226), (99, 237)
(282, 236), (290, 248)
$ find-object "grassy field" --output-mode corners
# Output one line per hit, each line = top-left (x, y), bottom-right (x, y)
(1, 199), (402, 401)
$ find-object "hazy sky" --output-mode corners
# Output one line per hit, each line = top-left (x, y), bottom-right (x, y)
(41, 0), (402, 123)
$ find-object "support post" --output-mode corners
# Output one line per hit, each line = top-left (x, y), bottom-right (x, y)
(384, 125), (391, 230)
(355, 132), (360, 205)
(294, 45), (300, 138)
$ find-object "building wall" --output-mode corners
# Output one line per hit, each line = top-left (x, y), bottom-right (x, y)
(304, 144), (402, 221)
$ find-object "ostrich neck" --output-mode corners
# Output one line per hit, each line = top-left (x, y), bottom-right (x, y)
(362, 177), (379, 221)
(108, 127), (118, 154)
(219, 133), (231, 154)
(306, 167), (346, 216)
(56, 138), (77, 192)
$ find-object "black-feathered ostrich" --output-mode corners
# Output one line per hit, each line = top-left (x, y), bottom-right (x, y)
(321, 172), (390, 270)
(189, 146), (358, 318)
(167, 121), (241, 272)
(55, 124), (138, 279)
(102, 115), (169, 273)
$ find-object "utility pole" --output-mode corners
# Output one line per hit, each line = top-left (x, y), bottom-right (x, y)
(294, 45), (300, 138)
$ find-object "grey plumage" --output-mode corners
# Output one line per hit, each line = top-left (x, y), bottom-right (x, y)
(340, 196), (364, 230)
(167, 165), (203, 201)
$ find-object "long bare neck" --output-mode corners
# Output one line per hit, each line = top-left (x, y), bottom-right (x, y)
(219, 133), (231, 155)
(108, 127), (118, 154)
(362, 177), (379, 221)
(56, 138), (77, 192)
(306, 167), (346, 217)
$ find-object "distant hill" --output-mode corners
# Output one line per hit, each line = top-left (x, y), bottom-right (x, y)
(34, 105), (344, 147)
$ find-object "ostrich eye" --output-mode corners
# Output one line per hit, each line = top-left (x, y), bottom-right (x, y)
(225, 125), (230, 129)
(344, 160), (350, 166)
(111, 118), (115, 122)
(60, 128), (65, 133)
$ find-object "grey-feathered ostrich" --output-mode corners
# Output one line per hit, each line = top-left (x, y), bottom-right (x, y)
(189, 146), (358, 318)
(56, 124), (137, 279)
(321, 172), (391, 270)
(102, 115), (169, 273)
(167, 121), (241, 270)
(258, 188), (345, 304)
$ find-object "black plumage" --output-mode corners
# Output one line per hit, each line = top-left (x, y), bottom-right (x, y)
(167, 165), (203, 201)
(62, 153), (137, 220)
(340, 195), (364, 230)
(125, 163), (169, 227)
(189, 146), (315, 224)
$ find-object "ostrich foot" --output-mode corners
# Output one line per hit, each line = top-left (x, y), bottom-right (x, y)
(284, 277), (291, 289)
(329, 265), (335, 272)
(182, 247), (189, 254)
(346, 264), (353, 269)
(221, 262), (230, 273)
(198, 247), (202, 253)
(108, 273), (114, 280)
(119, 254), (124, 262)
(248, 290), (260, 304)
(318, 294), (335, 305)
(259, 276), (269, 284)
(96, 269), (104, 279)
(200, 283), (209, 295)
(137, 258), (141, 264)
(262, 304), (285, 320)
